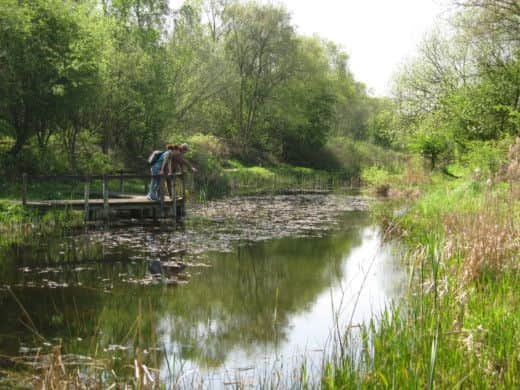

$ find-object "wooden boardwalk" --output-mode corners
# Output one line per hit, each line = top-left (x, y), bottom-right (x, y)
(26, 195), (184, 209)
(21, 172), (187, 222)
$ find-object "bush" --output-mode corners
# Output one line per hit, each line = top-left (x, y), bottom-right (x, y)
(184, 134), (229, 197)
(410, 127), (452, 169)
(361, 166), (392, 187)
(461, 138), (512, 176)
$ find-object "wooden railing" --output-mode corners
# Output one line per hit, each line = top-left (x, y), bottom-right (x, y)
(21, 171), (186, 221)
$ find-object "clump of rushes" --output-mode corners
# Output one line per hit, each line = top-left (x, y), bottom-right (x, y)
(0, 200), (83, 251)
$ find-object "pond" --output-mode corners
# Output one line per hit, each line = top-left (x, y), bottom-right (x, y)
(0, 194), (405, 388)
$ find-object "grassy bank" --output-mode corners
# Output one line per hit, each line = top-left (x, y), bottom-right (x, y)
(324, 147), (520, 387)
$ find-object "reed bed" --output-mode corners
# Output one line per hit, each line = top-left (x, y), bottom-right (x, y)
(324, 142), (520, 388)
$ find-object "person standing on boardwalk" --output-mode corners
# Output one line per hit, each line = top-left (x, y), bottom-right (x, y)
(147, 145), (175, 201)
(166, 143), (197, 199)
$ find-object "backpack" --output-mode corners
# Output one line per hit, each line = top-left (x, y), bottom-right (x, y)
(147, 150), (164, 166)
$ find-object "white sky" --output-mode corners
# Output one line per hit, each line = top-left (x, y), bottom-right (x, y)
(171, 0), (450, 96)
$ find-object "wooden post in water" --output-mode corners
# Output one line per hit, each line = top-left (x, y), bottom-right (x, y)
(103, 175), (109, 221)
(22, 173), (27, 206)
(84, 178), (90, 222)
(171, 174), (177, 221)
(159, 175), (165, 218)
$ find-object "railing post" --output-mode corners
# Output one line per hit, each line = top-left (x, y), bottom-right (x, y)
(84, 178), (90, 222)
(170, 173), (177, 221)
(119, 170), (124, 193)
(22, 173), (27, 206)
(103, 175), (109, 221)
(159, 175), (165, 218)
(181, 173), (186, 217)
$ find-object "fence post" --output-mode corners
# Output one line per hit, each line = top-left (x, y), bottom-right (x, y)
(119, 170), (124, 193)
(84, 178), (90, 222)
(159, 176), (165, 218)
(22, 173), (27, 206)
(103, 175), (109, 221)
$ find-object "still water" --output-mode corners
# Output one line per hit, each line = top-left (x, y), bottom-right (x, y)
(0, 195), (405, 387)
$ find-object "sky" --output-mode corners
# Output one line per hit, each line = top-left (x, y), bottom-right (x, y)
(171, 0), (449, 96)
(271, 0), (448, 96)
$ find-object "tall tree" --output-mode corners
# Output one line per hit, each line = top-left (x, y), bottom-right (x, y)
(223, 2), (297, 152)
(0, 0), (106, 160)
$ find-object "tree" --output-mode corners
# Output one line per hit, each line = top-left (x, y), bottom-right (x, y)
(0, 0), (106, 162)
(223, 2), (298, 153)
(268, 37), (336, 163)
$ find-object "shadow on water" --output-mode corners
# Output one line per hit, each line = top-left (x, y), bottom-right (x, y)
(0, 195), (405, 387)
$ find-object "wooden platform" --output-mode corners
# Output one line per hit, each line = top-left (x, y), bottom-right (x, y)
(25, 195), (184, 210)
(21, 172), (187, 222)
(25, 195), (186, 221)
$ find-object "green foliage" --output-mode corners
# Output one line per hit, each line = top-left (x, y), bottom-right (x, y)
(361, 166), (393, 187)
(391, 3), (520, 172)
(0, 0), (108, 163)
(185, 133), (229, 196)
(324, 136), (404, 178)
(410, 127), (452, 169)
(0, 0), (381, 177)
(367, 99), (400, 147)
(460, 138), (512, 175)
(0, 200), (31, 225)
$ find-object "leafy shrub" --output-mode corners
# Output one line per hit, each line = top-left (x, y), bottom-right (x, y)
(361, 166), (392, 187)
(410, 126), (452, 169)
(185, 134), (229, 197)
(461, 138), (511, 176)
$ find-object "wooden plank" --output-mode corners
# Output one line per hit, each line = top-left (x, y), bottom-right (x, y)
(27, 173), (184, 181)
(25, 196), (184, 206)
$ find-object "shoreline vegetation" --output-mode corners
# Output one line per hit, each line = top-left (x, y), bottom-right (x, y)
(324, 138), (520, 388)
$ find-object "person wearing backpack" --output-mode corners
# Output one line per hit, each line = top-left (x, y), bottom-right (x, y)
(165, 143), (198, 199)
(147, 144), (176, 201)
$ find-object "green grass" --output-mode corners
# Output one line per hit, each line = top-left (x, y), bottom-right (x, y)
(325, 176), (520, 388)
(222, 161), (351, 197)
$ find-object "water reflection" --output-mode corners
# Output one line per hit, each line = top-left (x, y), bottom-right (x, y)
(0, 196), (404, 387)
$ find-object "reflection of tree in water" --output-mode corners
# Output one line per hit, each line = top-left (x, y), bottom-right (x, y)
(0, 212), (369, 371)
(152, 217), (366, 368)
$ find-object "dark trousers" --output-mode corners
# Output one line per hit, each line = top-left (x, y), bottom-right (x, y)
(165, 176), (175, 198)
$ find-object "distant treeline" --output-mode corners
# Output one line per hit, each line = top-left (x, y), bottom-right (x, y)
(0, 0), (383, 176)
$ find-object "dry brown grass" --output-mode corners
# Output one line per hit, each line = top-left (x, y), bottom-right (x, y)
(505, 136), (520, 199)
(442, 137), (520, 284)
(444, 202), (518, 284)
(9, 345), (161, 389)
